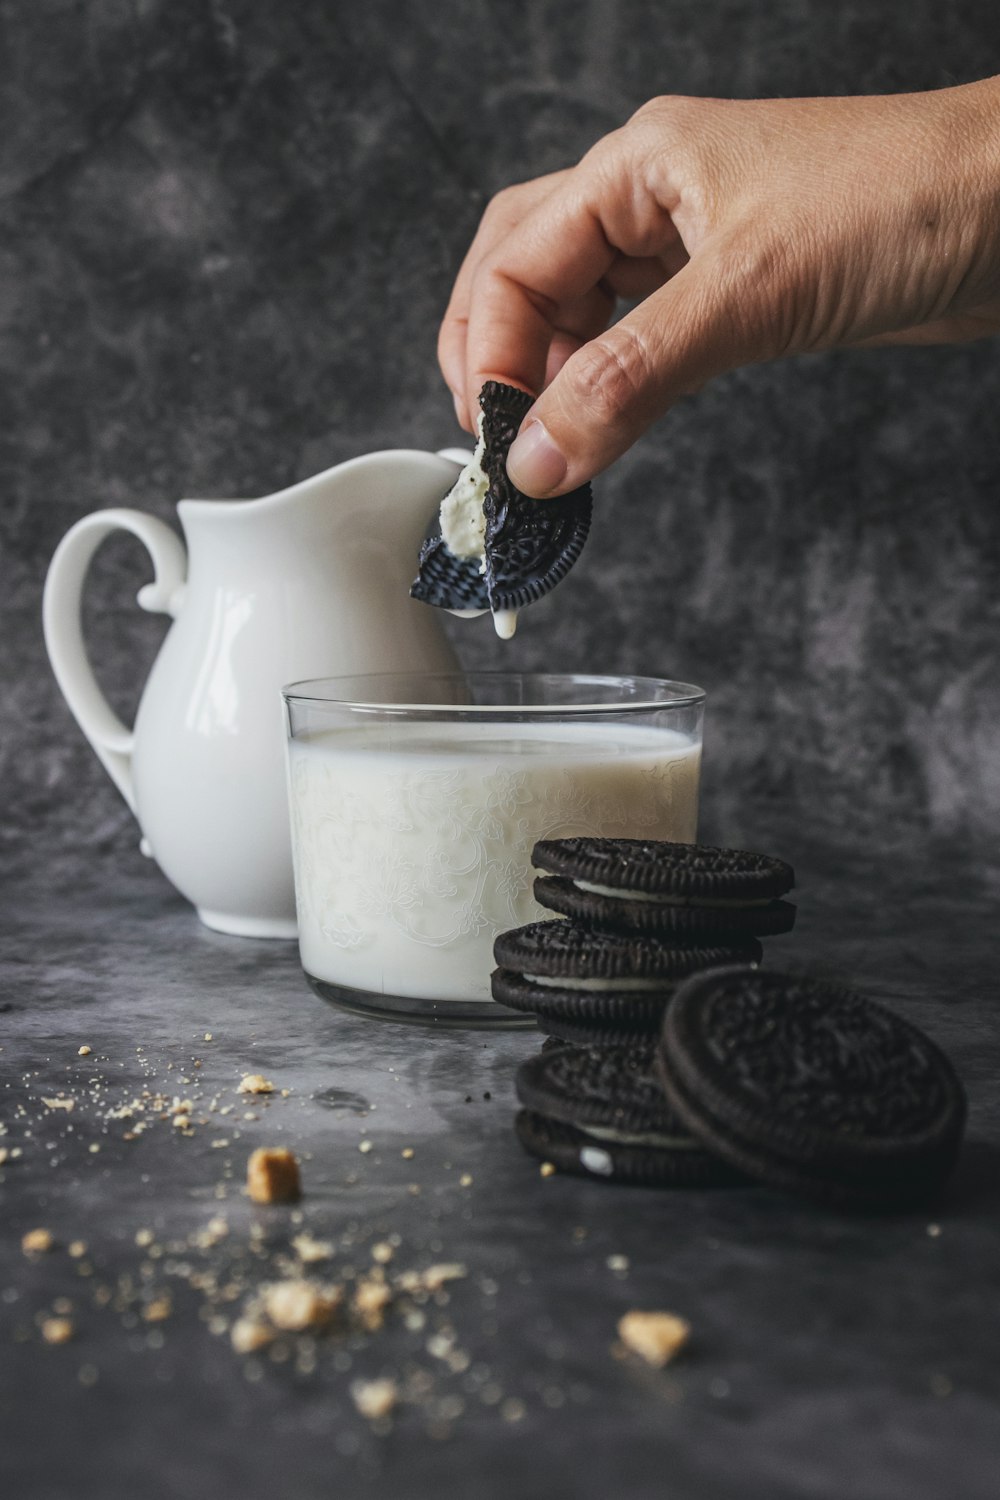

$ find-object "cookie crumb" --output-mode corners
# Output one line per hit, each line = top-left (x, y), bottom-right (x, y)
(371, 1241), (394, 1265)
(143, 1296), (172, 1323)
(135, 1228), (155, 1248)
(41, 1316), (74, 1344)
(353, 1277), (392, 1330)
(69, 1241), (87, 1259)
(459, 1174), (473, 1188)
(239, 1074), (274, 1095)
(540, 1162), (556, 1178)
(42, 1096), (75, 1112)
(22, 1228), (54, 1256)
(78, 1046), (92, 1057)
(292, 1233), (334, 1264)
(401, 1147), (414, 1160)
(358, 1140), (373, 1155)
(230, 1316), (275, 1354)
(617, 1310), (690, 1367)
(247, 1147), (301, 1204)
(926, 1223), (942, 1238)
(262, 1280), (342, 1332)
(351, 1377), (398, 1421)
(421, 1263), (467, 1293)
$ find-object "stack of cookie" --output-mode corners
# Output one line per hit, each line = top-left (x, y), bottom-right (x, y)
(491, 837), (796, 1046)
(512, 966), (967, 1210)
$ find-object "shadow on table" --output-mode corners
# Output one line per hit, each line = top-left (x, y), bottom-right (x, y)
(945, 1139), (1000, 1216)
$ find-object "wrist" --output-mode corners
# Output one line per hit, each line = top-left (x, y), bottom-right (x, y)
(926, 77), (1000, 309)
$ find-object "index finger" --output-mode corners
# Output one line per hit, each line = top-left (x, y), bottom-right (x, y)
(463, 177), (618, 418)
(439, 173), (569, 428)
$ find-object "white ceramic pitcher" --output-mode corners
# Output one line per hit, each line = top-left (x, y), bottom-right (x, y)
(43, 449), (467, 938)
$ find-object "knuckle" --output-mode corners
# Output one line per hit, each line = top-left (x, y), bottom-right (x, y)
(483, 181), (527, 223)
(628, 93), (699, 141)
(565, 327), (653, 424)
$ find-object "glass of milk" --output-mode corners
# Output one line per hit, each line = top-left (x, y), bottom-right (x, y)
(282, 672), (705, 1025)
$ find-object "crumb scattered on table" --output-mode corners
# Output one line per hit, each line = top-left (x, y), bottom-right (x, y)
(238, 1074), (274, 1095)
(230, 1316), (275, 1354)
(261, 1279), (342, 1332)
(351, 1377), (398, 1420)
(292, 1232), (334, 1264)
(353, 1277), (392, 1330)
(617, 1310), (691, 1367)
(247, 1147), (301, 1204)
(41, 1317), (74, 1344)
(420, 1263), (467, 1293)
(22, 1228), (54, 1255)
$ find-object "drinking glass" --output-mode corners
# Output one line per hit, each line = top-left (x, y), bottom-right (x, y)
(282, 672), (705, 1025)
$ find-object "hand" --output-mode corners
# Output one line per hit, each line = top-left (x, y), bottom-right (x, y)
(438, 80), (1000, 496)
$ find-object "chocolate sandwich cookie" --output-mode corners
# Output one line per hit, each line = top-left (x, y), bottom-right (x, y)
(526, 1006), (672, 1050)
(515, 1043), (740, 1185)
(533, 837), (796, 941)
(492, 919), (762, 1040)
(411, 381), (592, 622)
(657, 966), (967, 1210)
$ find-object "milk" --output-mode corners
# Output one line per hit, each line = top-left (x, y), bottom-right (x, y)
(287, 721), (701, 1004)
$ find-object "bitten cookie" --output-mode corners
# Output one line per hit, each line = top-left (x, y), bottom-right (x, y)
(657, 966), (967, 1210)
(411, 381), (592, 622)
(515, 1043), (741, 1187)
(533, 837), (796, 941)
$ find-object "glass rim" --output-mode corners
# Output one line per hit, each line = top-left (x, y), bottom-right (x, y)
(281, 670), (706, 716)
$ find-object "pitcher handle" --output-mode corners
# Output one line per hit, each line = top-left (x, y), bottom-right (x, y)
(42, 509), (187, 815)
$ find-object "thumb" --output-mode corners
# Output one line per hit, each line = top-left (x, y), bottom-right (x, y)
(505, 256), (746, 497)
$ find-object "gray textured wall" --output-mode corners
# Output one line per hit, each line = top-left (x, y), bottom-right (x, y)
(4, 0), (1000, 868)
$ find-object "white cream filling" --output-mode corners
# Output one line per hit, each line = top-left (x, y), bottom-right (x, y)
(437, 414), (520, 640)
(573, 880), (773, 909)
(583, 1123), (698, 1150)
(439, 414), (488, 561)
(525, 973), (669, 994)
(579, 1146), (614, 1176)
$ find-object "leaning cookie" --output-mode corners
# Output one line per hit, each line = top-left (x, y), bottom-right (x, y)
(533, 837), (796, 941)
(515, 1044), (741, 1186)
(492, 919), (761, 1040)
(657, 966), (967, 1211)
(411, 381), (592, 635)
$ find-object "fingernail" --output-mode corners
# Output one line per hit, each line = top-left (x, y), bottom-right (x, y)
(452, 390), (466, 429)
(506, 419), (568, 496)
